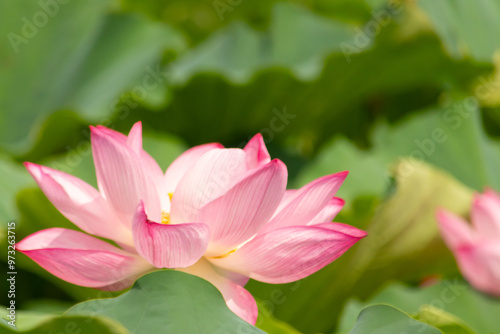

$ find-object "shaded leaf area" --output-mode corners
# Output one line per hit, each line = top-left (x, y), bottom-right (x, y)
(0, 312), (128, 333)
(247, 161), (473, 333)
(67, 270), (264, 334)
(338, 280), (500, 334)
(478, 55), (500, 107)
(255, 300), (301, 334)
(295, 100), (500, 203)
(119, 3), (491, 152)
(0, 0), (184, 153)
(478, 56), (500, 135)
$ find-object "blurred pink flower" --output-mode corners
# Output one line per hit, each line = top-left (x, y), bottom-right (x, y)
(437, 189), (500, 297)
(17, 122), (366, 324)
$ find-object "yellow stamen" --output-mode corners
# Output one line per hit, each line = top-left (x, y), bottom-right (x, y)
(161, 211), (171, 225)
(211, 248), (237, 259)
(161, 193), (174, 224)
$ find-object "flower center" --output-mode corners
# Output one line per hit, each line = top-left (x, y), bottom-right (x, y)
(161, 211), (171, 224)
(161, 193), (174, 225)
(211, 248), (238, 259)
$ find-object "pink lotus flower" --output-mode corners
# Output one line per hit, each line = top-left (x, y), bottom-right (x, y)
(437, 189), (500, 297)
(17, 122), (366, 324)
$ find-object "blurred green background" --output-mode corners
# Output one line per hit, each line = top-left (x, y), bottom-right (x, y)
(1, 0), (500, 333)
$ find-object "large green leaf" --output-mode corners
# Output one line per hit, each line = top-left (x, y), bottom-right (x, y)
(247, 161), (473, 333)
(0, 0), (184, 153)
(67, 270), (264, 334)
(339, 280), (500, 334)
